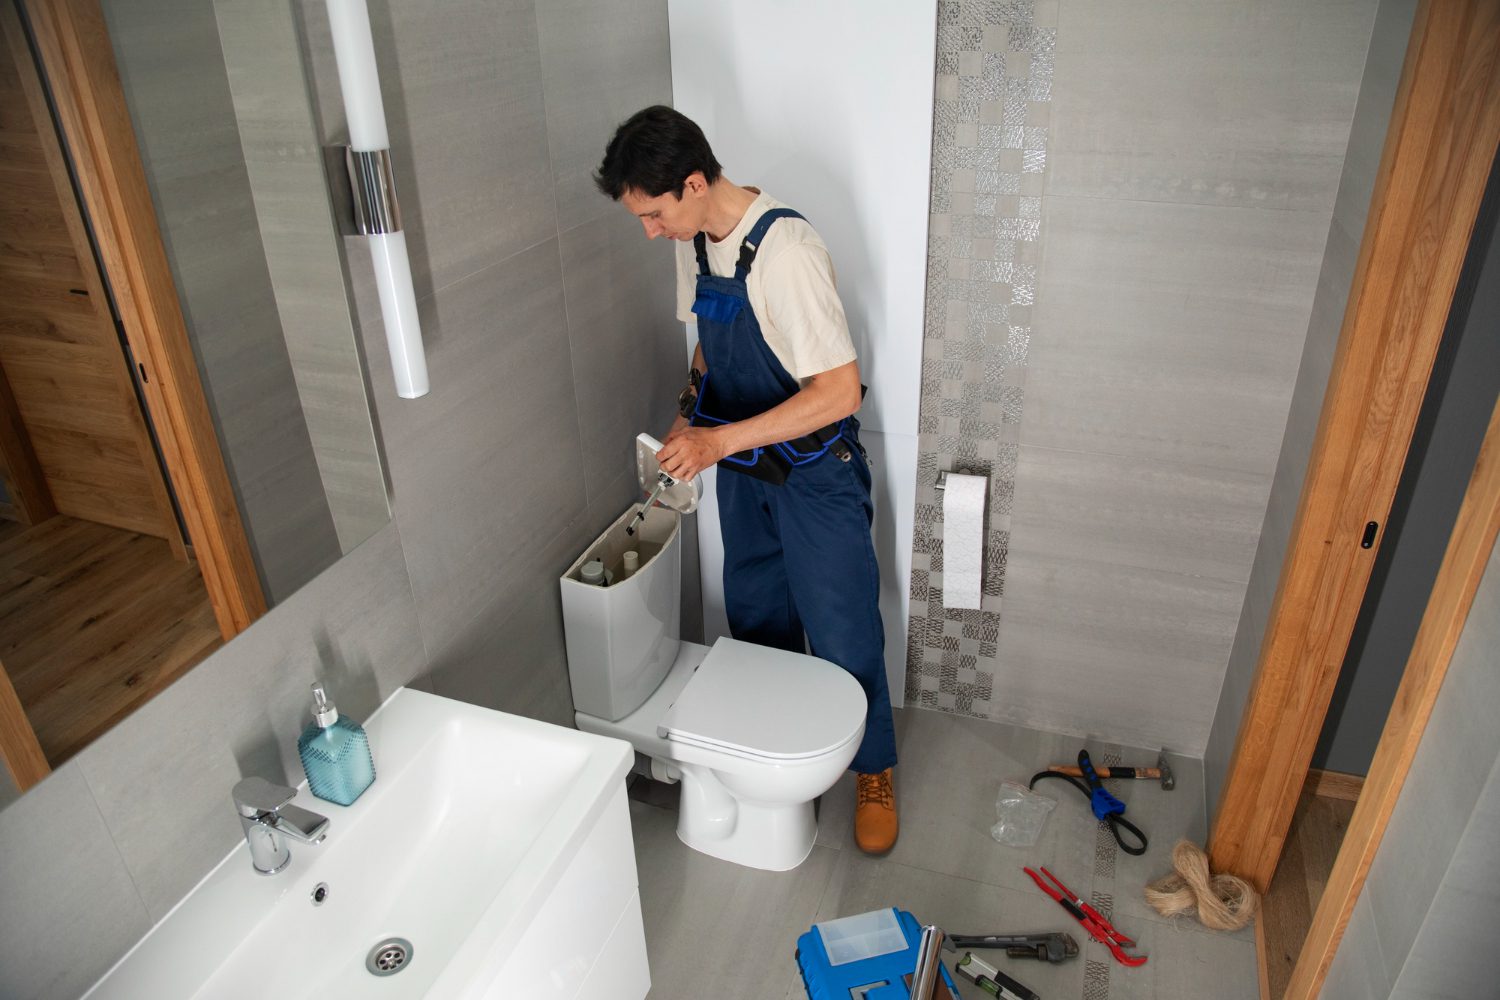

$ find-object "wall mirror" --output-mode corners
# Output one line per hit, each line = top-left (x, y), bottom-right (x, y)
(0, 0), (389, 791)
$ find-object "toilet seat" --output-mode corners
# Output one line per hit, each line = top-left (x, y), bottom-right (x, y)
(657, 637), (866, 763)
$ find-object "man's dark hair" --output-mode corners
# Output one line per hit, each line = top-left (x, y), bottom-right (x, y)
(594, 105), (722, 201)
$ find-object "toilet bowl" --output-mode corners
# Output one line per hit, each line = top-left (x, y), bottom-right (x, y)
(561, 503), (866, 872)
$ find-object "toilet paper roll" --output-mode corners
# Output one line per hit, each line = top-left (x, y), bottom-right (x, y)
(942, 472), (987, 610)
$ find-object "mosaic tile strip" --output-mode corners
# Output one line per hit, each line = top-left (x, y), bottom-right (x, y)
(905, 0), (1055, 718)
(1083, 959), (1112, 1000)
(1092, 749), (1124, 879)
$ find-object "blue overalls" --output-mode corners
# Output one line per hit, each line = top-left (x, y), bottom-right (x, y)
(689, 208), (896, 775)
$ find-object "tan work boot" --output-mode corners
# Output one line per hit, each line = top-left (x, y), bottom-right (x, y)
(854, 768), (898, 855)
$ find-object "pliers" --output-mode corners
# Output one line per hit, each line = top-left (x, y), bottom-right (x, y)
(1022, 866), (1148, 968)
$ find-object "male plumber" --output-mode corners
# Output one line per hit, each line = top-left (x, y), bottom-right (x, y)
(595, 106), (898, 854)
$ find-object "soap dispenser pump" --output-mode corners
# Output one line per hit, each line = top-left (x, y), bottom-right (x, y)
(297, 681), (376, 806)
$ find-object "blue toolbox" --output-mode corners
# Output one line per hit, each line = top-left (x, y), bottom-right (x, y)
(796, 908), (961, 999)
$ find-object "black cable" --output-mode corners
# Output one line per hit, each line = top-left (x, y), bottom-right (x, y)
(1029, 770), (1149, 856)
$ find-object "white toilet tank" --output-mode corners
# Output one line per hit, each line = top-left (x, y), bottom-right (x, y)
(560, 503), (683, 722)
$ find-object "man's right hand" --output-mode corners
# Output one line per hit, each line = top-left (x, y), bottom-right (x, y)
(658, 424), (728, 482)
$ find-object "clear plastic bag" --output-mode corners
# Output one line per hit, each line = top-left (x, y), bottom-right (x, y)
(989, 780), (1056, 847)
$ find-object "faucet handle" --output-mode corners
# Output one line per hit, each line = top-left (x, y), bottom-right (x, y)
(232, 776), (296, 818)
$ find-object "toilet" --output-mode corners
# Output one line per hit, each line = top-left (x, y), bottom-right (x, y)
(560, 478), (866, 872)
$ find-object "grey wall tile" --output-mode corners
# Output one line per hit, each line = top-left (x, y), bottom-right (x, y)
(72, 522), (424, 919)
(363, 241), (588, 647)
(214, 0), (390, 555)
(993, 548), (1245, 753)
(423, 512), (587, 730)
(1390, 753), (1500, 1000)
(1333, 0), (1419, 236)
(1048, 0), (1377, 211)
(535, 0), (672, 232)
(0, 764), (152, 1000)
(1025, 196), (1330, 473)
(1323, 894), (1394, 1000)
(1204, 562), (1274, 812)
(304, 0), (556, 299)
(1203, 0), (1412, 815)
(0, 765), (16, 813)
(1011, 445), (1269, 584)
(558, 212), (683, 502)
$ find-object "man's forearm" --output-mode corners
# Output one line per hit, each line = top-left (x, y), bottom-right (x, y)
(657, 359), (862, 481)
(717, 363), (861, 454)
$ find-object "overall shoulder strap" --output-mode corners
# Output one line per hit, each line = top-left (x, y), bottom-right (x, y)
(735, 208), (806, 280)
(692, 232), (711, 276)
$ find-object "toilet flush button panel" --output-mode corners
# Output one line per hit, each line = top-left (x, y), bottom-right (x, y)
(658, 637), (867, 760)
(636, 433), (702, 514)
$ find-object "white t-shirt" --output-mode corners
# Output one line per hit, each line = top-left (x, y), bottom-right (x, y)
(675, 190), (856, 383)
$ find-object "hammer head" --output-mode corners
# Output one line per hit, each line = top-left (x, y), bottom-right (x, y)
(1158, 750), (1176, 790)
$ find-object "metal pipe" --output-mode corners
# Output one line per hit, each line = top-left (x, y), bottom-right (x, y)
(910, 924), (945, 998)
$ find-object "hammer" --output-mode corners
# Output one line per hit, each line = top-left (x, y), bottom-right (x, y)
(1044, 751), (1175, 790)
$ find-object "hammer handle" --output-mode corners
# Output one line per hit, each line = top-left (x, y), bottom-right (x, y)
(1046, 765), (1161, 780)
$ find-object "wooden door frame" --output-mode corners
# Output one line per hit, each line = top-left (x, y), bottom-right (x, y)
(1209, 0), (1500, 995)
(1, 0), (183, 555)
(18, 0), (267, 639)
(1291, 398), (1500, 997)
(0, 659), (48, 791)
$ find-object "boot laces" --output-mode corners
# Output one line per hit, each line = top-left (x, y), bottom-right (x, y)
(857, 770), (893, 809)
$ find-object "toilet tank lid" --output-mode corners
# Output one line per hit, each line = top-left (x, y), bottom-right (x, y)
(657, 637), (867, 760)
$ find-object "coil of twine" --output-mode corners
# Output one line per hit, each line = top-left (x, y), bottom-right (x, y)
(1143, 840), (1260, 931)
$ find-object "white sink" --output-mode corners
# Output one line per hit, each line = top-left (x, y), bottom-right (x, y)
(84, 687), (648, 999)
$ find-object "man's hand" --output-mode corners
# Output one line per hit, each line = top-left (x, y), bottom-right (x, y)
(657, 425), (727, 482)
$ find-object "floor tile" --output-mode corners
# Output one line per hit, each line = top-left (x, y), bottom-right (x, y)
(808, 853), (1087, 999)
(628, 800), (834, 1000)
(815, 708), (1098, 897)
(626, 708), (1259, 999)
(1097, 908), (1260, 1000)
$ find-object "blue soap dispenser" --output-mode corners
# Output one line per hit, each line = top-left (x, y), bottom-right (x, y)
(297, 681), (376, 806)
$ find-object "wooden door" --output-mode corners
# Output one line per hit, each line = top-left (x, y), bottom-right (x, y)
(0, 9), (181, 552)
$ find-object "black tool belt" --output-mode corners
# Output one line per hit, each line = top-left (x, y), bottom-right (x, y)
(686, 377), (864, 486)
(697, 415), (850, 486)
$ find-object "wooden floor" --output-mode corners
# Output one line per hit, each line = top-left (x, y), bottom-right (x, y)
(0, 515), (222, 766)
(1259, 779), (1360, 999)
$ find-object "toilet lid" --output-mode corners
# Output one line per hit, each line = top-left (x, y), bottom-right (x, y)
(657, 637), (867, 761)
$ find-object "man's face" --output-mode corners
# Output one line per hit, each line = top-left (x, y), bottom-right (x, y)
(621, 173), (707, 241)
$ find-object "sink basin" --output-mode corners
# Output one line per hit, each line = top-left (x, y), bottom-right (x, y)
(84, 688), (647, 999)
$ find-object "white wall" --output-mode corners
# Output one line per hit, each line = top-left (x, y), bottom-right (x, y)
(668, 1), (936, 705)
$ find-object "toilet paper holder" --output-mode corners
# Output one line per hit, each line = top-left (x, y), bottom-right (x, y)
(935, 470), (982, 491)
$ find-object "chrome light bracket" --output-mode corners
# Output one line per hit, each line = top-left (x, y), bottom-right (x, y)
(344, 147), (403, 235)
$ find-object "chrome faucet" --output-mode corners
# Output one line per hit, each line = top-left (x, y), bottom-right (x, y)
(231, 776), (330, 875)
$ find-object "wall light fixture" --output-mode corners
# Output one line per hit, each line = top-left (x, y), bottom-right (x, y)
(326, 0), (429, 399)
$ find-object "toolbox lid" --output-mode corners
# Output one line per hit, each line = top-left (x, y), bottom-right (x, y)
(815, 909), (908, 966)
(636, 433), (702, 514)
(657, 637), (866, 760)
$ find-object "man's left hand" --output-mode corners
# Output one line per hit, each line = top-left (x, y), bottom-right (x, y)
(657, 425), (727, 482)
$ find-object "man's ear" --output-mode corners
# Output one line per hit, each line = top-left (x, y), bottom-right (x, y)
(680, 171), (709, 198)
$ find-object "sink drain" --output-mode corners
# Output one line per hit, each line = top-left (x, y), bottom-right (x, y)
(366, 937), (414, 977)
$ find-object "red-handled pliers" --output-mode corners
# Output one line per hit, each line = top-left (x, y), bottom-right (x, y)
(1023, 866), (1148, 968)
